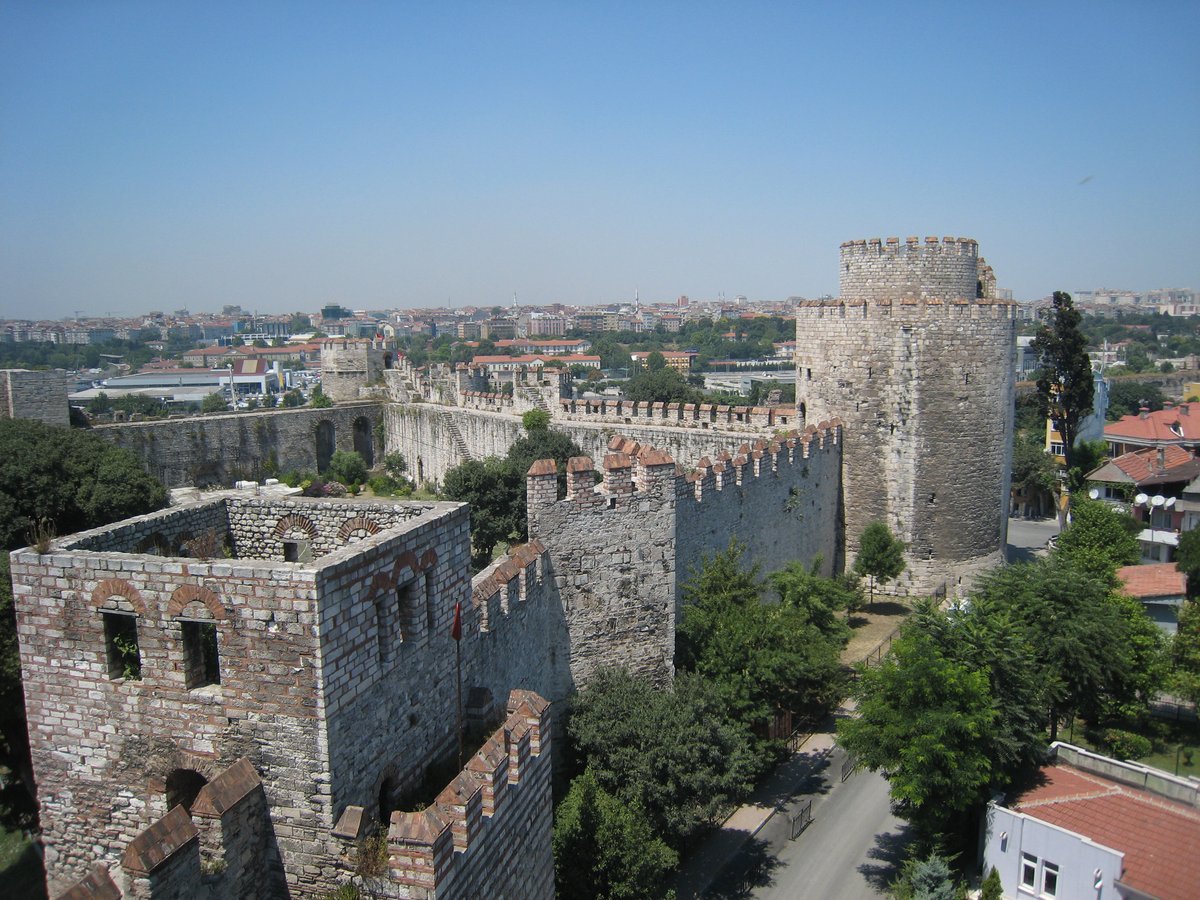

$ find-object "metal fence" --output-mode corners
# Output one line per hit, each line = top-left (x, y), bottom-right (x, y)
(787, 797), (813, 840)
(840, 752), (860, 782)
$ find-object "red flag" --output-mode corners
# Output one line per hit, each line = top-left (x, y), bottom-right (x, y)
(451, 601), (462, 641)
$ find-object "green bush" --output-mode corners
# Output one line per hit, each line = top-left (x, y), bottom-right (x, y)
(1104, 728), (1152, 760)
(368, 475), (412, 497)
(327, 451), (368, 487)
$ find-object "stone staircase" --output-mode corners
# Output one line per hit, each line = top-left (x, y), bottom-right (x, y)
(517, 384), (553, 416)
(439, 409), (472, 463)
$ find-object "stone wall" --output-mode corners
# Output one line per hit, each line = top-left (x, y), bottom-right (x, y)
(320, 338), (396, 402)
(0, 368), (72, 426)
(379, 690), (554, 900)
(527, 426), (843, 688)
(16, 494), (567, 898)
(12, 502), (329, 896)
(839, 236), (980, 301)
(385, 401), (776, 488)
(95, 403), (384, 487)
(674, 423), (842, 592)
(797, 292), (1016, 594)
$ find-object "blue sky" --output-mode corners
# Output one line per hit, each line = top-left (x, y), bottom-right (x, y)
(2, 2), (1197, 318)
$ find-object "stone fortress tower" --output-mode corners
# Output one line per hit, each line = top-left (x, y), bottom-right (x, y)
(319, 337), (396, 402)
(796, 236), (1016, 594)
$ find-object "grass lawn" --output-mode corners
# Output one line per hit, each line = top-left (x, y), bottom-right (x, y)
(1063, 715), (1200, 778)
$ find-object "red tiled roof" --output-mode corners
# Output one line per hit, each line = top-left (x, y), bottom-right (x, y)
(1116, 563), (1186, 600)
(1106, 406), (1200, 444)
(1015, 764), (1200, 900)
(472, 354), (600, 365)
(1092, 444), (1200, 486)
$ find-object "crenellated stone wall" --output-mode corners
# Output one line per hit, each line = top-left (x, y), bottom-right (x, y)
(527, 425), (842, 689)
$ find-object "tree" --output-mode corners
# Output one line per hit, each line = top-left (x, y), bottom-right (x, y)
(201, 391), (228, 414)
(1033, 292), (1094, 473)
(309, 385), (334, 408)
(1170, 600), (1200, 705)
(981, 867), (1003, 900)
(1175, 528), (1200, 599)
(1106, 380), (1167, 420)
(1054, 499), (1140, 576)
(893, 852), (960, 900)
(853, 522), (906, 608)
(281, 389), (305, 408)
(767, 559), (856, 642)
(623, 367), (701, 404)
(521, 408), (551, 432)
(442, 457), (520, 568)
(552, 769), (677, 900)
(677, 544), (846, 730)
(645, 350), (667, 372)
(1011, 432), (1057, 511)
(568, 668), (758, 847)
(972, 557), (1162, 737)
(327, 450), (368, 487)
(838, 611), (999, 841)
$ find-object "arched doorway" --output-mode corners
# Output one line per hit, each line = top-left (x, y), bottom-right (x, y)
(378, 775), (396, 825)
(353, 417), (374, 467)
(166, 768), (208, 813)
(315, 420), (335, 473)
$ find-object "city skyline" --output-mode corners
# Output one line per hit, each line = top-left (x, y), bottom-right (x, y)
(2, 2), (1198, 319)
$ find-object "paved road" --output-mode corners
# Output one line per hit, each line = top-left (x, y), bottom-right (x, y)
(1006, 515), (1061, 564)
(704, 748), (909, 899)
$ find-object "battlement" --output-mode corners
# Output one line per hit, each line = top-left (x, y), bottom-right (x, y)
(527, 423), (840, 512)
(459, 389), (516, 410)
(62, 756), (278, 899)
(329, 690), (553, 899)
(556, 397), (797, 431)
(470, 540), (547, 632)
(838, 233), (984, 302)
(839, 235), (979, 256)
(795, 296), (1017, 320)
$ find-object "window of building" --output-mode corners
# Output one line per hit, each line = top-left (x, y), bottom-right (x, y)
(1041, 861), (1059, 898)
(1048, 441), (1065, 457)
(103, 612), (142, 681)
(180, 620), (221, 689)
(396, 581), (416, 642)
(282, 540), (312, 563)
(1021, 854), (1037, 889)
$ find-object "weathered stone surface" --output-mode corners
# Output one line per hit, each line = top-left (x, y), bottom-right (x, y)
(797, 236), (1016, 594)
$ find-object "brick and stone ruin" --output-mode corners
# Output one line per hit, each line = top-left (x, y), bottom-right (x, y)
(12, 237), (1015, 897)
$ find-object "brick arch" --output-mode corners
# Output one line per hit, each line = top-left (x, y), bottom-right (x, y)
(91, 578), (147, 616)
(391, 551), (420, 584)
(167, 584), (227, 621)
(272, 513), (317, 541)
(419, 549), (438, 571)
(337, 516), (382, 543)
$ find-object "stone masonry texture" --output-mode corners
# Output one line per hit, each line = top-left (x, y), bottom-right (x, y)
(34, 234), (1014, 896)
(798, 236), (1016, 593)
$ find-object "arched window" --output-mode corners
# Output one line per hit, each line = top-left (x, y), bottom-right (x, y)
(165, 769), (208, 813)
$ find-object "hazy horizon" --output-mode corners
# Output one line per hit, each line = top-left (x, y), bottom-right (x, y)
(2, 2), (1197, 319)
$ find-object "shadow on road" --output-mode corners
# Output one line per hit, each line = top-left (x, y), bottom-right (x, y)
(1006, 544), (1039, 564)
(746, 750), (833, 811)
(703, 836), (783, 899)
(857, 821), (914, 892)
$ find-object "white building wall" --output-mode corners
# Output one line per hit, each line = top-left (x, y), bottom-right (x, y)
(982, 801), (1123, 900)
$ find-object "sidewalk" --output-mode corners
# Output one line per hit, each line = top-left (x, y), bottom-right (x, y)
(673, 708), (852, 899)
